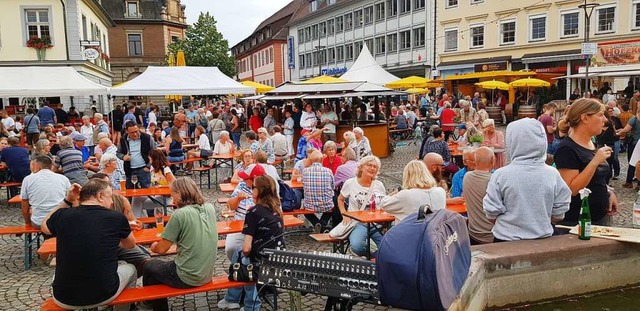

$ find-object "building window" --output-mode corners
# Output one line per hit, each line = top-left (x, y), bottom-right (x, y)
(319, 21), (326, 37)
(446, 0), (458, 8)
(336, 16), (344, 32)
(346, 44), (354, 60)
(469, 24), (484, 48)
(399, 0), (411, 14)
(387, 33), (398, 52)
(399, 30), (411, 50)
(328, 47), (335, 63)
(305, 53), (311, 67)
(634, 1), (640, 29)
(24, 9), (51, 41)
(127, 33), (142, 56)
(413, 27), (425, 47)
(470, 0), (483, 4)
(596, 6), (615, 34)
(344, 13), (353, 30)
(414, 0), (425, 10)
(529, 15), (546, 41)
(328, 0), (336, 5)
(298, 29), (304, 44)
(387, 0), (398, 17)
(328, 19), (335, 35)
(312, 24), (319, 39)
(364, 6), (374, 24)
(310, 0), (318, 12)
(354, 9), (363, 28)
(336, 46), (344, 61)
(126, 1), (139, 17)
(171, 35), (179, 42)
(375, 36), (386, 55)
(82, 15), (87, 40)
(444, 28), (457, 52)
(375, 3), (385, 21)
(312, 51), (318, 66)
(305, 27), (311, 42)
(365, 38), (373, 53)
(354, 41), (363, 55)
(561, 11), (579, 37)
(500, 20), (515, 45)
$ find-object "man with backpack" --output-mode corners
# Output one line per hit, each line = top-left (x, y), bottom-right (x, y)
(302, 150), (334, 233)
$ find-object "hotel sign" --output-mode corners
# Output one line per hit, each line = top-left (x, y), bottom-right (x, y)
(596, 39), (640, 66)
(287, 36), (295, 69)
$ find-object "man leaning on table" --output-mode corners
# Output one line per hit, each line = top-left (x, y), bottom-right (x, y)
(41, 179), (136, 311)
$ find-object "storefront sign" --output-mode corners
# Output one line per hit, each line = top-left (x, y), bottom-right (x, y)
(532, 66), (568, 73)
(321, 67), (347, 75)
(83, 48), (100, 60)
(596, 39), (640, 66)
(287, 36), (295, 69)
(474, 62), (507, 72)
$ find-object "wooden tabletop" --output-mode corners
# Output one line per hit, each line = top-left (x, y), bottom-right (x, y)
(284, 180), (303, 189)
(182, 144), (198, 149)
(37, 216), (304, 256)
(343, 210), (396, 224)
(219, 183), (237, 193)
(114, 187), (172, 198)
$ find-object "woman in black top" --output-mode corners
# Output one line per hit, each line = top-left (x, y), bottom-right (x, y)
(241, 175), (284, 311)
(555, 98), (618, 226)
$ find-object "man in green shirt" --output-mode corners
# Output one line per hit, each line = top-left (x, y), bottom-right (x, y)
(143, 178), (218, 310)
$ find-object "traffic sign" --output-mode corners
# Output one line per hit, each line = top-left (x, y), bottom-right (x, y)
(581, 43), (598, 55)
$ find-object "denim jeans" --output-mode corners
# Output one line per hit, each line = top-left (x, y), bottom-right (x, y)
(167, 155), (185, 163)
(231, 132), (242, 147)
(626, 141), (637, 184)
(127, 167), (151, 189)
(224, 233), (260, 310)
(348, 223), (383, 257)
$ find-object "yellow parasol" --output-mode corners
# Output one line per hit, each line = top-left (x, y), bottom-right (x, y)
(241, 81), (274, 94)
(508, 78), (550, 88)
(475, 80), (510, 90)
(405, 88), (429, 94)
(166, 50), (186, 101)
(386, 76), (438, 89)
(302, 75), (348, 84)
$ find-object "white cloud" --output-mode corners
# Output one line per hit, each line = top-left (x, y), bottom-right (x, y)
(181, 0), (294, 47)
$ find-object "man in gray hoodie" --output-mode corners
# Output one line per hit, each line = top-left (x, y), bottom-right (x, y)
(483, 118), (571, 241)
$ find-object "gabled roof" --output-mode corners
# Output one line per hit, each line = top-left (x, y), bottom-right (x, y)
(288, 0), (352, 26)
(232, 0), (306, 51)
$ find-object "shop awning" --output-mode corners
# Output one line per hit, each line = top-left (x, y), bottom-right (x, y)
(445, 70), (536, 81)
(521, 49), (583, 64)
(597, 70), (640, 77)
(260, 95), (306, 101)
(111, 66), (255, 96)
(0, 66), (109, 97)
(241, 95), (265, 100)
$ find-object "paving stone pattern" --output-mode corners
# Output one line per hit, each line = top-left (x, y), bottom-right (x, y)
(0, 127), (635, 310)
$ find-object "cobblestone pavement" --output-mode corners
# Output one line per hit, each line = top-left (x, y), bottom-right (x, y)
(0, 128), (636, 310)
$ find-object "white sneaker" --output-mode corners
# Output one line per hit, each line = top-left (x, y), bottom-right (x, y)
(217, 299), (241, 309)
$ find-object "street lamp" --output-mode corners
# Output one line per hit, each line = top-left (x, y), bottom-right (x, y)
(315, 45), (325, 76)
(578, 0), (599, 96)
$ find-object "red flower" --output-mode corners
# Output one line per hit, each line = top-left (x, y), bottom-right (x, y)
(26, 35), (53, 49)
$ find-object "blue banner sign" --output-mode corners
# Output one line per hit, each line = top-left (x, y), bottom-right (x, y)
(287, 36), (295, 69)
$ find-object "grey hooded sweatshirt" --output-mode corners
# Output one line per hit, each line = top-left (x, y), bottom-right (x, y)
(483, 118), (571, 241)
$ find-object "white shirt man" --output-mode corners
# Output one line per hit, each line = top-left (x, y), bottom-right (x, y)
(21, 156), (71, 228)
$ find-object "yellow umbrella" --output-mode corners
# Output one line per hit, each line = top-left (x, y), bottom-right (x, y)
(302, 75), (348, 84)
(241, 81), (274, 94)
(508, 78), (550, 88)
(405, 88), (429, 94)
(386, 76), (437, 89)
(166, 51), (186, 101)
(475, 80), (510, 91)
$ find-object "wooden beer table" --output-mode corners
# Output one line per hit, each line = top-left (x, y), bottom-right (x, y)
(342, 210), (396, 259)
(209, 151), (242, 185)
(115, 187), (172, 215)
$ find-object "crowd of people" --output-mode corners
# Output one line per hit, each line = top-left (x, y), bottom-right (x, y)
(0, 89), (633, 310)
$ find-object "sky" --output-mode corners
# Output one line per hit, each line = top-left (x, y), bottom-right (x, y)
(182, 0), (294, 48)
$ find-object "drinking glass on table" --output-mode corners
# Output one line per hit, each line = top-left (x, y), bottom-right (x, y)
(154, 207), (164, 237)
(131, 175), (138, 192)
(221, 206), (232, 230)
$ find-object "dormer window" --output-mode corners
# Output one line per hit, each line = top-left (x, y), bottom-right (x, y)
(126, 1), (140, 18)
(310, 0), (318, 12)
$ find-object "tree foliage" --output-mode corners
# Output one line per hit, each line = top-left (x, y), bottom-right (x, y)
(168, 12), (236, 77)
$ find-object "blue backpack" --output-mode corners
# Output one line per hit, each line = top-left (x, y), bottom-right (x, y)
(278, 179), (300, 212)
(377, 206), (471, 311)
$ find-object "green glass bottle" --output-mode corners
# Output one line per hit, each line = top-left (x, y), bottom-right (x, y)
(579, 196), (591, 240)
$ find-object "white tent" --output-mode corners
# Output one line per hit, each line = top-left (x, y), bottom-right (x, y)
(340, 46), (399, 85)
(0, 66), (109, 97)
(111, 66), (255, 96)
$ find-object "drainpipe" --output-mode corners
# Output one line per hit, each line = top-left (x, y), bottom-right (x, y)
(432, 0), (437, 78)
(59, 0), (70, 60)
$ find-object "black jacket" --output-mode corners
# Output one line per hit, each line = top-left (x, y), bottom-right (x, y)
(117, 131), (154, 176)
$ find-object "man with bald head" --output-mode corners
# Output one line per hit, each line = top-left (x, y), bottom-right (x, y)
(302, 150), (335, 232)
(423, 152), (448, 190)
(463, 147), (495, 245)
(450, 148), (476, 197)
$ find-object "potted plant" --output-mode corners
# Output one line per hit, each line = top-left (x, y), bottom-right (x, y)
(469, 133), (484, 147)
(26, 35), (53, 61)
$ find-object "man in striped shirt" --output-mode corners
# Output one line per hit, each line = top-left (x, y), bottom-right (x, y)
(53, 136), (88, 185)
(302, 150), (334, 233)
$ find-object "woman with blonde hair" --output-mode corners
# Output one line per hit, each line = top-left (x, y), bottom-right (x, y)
(379, 160), (447, 223)
(30, 139), (53, 160)
(555, 98), (617, 227)
(337, 155), (386, 257)
(144, 177), (218, 311)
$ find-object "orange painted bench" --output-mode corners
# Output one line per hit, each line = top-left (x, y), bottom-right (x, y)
(0, 181), (22, 200)
(0, 224), (42, 270)
(283, 209), (316, 216)
(8, 195), (21, 205)
(41, 276), (252, 311)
